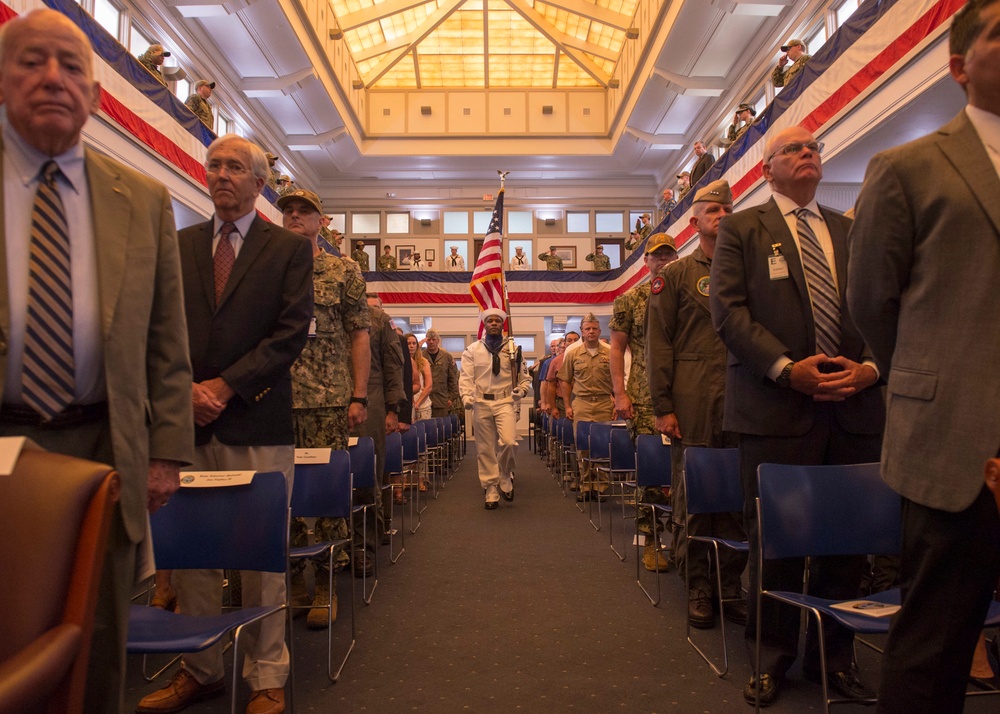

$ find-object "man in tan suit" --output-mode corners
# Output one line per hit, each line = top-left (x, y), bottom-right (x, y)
(0, 9), (193, 712)
(848, 2), (1000, 711)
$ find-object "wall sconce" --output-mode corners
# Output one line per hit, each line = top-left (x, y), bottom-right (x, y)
(352, 79), (364, 90)
(542, 105), (553, 115)
(625, 27), (639, 39)
(420, 218), (432, 227)
(329, 28), (343, 40)
(421, 106), (432, 115)
(544, 218), (555, 226)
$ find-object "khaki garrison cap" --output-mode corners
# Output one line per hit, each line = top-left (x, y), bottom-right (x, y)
(644, 233), (677, 255)
(692, 179), (733, 205)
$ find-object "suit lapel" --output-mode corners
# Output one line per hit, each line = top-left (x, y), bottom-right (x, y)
(85, 149), (132, 338)
(192, 222), (215, 310)
(821, 207), (850, 302)
(938, 112), (1000, 238)
(760, 199), (815, 345)
(217, 215), (269, 309)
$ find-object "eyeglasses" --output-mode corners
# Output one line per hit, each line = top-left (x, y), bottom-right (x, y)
(206, 160), (251, 176)
(766, 141), (824, 163)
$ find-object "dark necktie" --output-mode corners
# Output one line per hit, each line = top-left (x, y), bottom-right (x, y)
(794, 208), (841, 357)
(214, 222), (236, 306)
(23, 161), (75, 420)
(452, 256), (457, 266)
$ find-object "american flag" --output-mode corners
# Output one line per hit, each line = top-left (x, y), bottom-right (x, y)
(469, 190), (507, 337)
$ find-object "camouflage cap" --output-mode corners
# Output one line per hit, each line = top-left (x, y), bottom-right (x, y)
(692, 179), (733, 205)
(676, 171), (690, 179)
(265, 152), (279, 162)
(736, 102), (757, 116)
(641, 212), (651, 219)
(780, 39), (805, 52)
(356, 241), (365, 247)
(195, 79), (216, 89)
(644, 232), (677, 255)
(148, 44), (170, 57)
(276, 189), (323, 214)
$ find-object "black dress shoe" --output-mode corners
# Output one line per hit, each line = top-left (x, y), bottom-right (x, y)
(500, 485), (514, 502)
(743, 673), (780, 707)
(803, 666), (874, 700)
(722, 598), (748, 625)
(688, 597), (716, 629)
(484, 500), (498, 510)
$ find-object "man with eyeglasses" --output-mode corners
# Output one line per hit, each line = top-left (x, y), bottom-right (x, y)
(138, 135), (312, 714)
(849, 2), (1000, 711)
(710, 125), (885, 708)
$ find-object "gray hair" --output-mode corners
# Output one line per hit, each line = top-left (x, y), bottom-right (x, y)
(206, 134), (269, 182)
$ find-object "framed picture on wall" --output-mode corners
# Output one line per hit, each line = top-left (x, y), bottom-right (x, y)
(397, 245), (415, 268)
(425, 249), (436, 261)
(552, 246), (576, 269)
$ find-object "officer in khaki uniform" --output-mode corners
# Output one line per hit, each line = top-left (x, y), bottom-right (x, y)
(609, 233), (677, 570)
(559, 314), (614, 500)
(646, 180), (748, 630)
(377, 245), (397, 271)
(279, 189), (371, 630)
(538, 245), (564, 270)
(351, 241), (370, 271)
(585, 245), (611, 271)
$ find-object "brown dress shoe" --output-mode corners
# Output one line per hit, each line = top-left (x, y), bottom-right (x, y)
(246, 687), (285, 714)
(688, 596), (716, 629)
(136, 668), (224, 713)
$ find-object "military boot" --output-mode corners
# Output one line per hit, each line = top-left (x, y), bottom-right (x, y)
(289, 570), (309, 619)
(306, 583), (338, 629)
(643, 541), (670, 572)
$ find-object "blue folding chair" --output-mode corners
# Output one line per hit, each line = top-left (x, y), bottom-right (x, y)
(573, 420), (593, 513)
(289, 452), (354, 681)
(608, 426), (637, 561)
(349, 438), (380, 604)
(127, 472), (292, 713)
(635, 434), (672, 606)
(585, 422), (613, 529)
(684, 447), (748, 677)
(383, 432), (406, 563)
(409, 422), (428, 518)
(754, 462), (894, 712)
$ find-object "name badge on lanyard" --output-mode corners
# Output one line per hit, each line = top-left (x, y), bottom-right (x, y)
(768, 242), (789, 281)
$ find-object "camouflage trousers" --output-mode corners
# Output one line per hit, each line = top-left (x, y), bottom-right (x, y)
(629, 406), (671, 538)
(291, 407), (350, 578)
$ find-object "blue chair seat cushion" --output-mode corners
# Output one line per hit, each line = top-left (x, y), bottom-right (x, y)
(127, 604), (283, 654)
(689, 535), (749, 552)
(290, 539), (350, 560)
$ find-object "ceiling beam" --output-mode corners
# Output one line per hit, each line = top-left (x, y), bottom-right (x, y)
(532, 0), (632, 31)
(285, 127), (349, 151)
(651, 67), (726, 96)
(624, 127), (687, 149)
(362, 0), (466, 85)
(353, 0), (465, 62)
(241, 68), (316, 97)
(503, 0), (609, 86)
(337, 0), (436, 32)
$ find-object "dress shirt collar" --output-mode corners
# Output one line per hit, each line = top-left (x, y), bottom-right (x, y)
(771, 190), (822, 221)
(965, 105), (1000, 178)
(213, 210), (256, 239)
(2, 122), (86, 196)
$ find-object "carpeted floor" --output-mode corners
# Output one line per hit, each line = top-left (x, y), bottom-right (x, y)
(125, 440), (998, 713)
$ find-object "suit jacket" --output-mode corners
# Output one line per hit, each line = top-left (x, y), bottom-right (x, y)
(179, 216), (312, 446)
(710, 197), (884, 437)
(848, 110), (1000, 512)
(0, 143), (194, 543)
(690, 152), (716, 187)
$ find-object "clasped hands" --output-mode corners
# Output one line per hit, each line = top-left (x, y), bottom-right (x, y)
(789, 354), (877, 402)
(192, 377), (234, 426)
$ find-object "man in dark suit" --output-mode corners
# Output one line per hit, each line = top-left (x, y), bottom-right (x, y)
(0, 10), (194, 712)
(689, 141), (716, 187)
(710, 125), (884, 707)
(848, 2), (1000, 711)
(137, 135), (311, 714)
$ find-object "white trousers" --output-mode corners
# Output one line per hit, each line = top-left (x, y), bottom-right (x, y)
(173, 438), (294, 690)
(472, 398), (517, 489)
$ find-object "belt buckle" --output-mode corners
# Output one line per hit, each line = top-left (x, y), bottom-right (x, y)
(483, 393), (495, 401)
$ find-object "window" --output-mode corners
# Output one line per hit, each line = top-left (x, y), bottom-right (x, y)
(94, 0), (122, 39)
(217, 113), (235, 136)
(386, 213), (410, 234)
(566, 212), (590, 233)
(836, 0), (861, 28)
(328, 213), (347, 233)
(511, 336), (536, 352)
(443, 211), (469, 234)
(175, 78), (190, 101)
(595, 212), (623, 234)
(129, 24), (151, 54)
(352, 214), (380, 235)
(441, 336), (468, 353)
(506, 211), (533, 234)
(806, 23), (827, 52)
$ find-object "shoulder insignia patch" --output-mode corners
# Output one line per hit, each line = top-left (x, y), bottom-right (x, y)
(346, 275), (366, 302)
(650, 276), (665, 295)
(697, 276), (710, 297)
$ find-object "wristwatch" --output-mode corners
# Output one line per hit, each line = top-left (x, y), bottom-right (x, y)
(775, 361), (795, 388)
(349, 396), (369, 407)
(385, 403), (398, 413)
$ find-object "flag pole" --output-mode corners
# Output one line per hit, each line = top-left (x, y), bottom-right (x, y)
(497, 171), (521, 390)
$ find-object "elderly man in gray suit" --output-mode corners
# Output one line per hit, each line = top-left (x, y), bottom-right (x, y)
(711, 124), (885, 707)
(848, 2), (1000, 712)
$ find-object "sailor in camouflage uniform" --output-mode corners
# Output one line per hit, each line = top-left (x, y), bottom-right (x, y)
(646, 180), (747, 629)
(137, 43), (169, 86)
(609, 232), (678, 570)
(351, 241), (370, 271)
(376, 245), (397, 271)
(185, 79), (215, 129)
(585, 245), (612, 271)
(279, 189), (371, 630)
(538, 245), (564, 270)
(771, 39), (811, 88)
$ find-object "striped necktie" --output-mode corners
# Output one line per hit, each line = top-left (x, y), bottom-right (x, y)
(214, 222), (236, 306)
(794, 208), (841, 357)
(23, 161), (74, 420)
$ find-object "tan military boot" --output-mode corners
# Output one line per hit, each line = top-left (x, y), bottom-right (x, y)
(306, 583), (338, 629)
(643, 541), (670, 572)
(290, 571), (309, 619)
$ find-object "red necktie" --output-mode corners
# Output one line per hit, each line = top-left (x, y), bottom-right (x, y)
(214, 222), (236, 306)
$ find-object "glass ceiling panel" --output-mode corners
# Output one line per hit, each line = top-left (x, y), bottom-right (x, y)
(333, 0), (634, 89)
